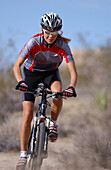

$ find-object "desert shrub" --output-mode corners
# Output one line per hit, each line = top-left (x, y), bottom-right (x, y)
(0, 68), (22, 123)
(0, 37), (111, 170)
(0, 112), (21, 152)
(94, 90), (108, 111)
(57, 98), (111, 170)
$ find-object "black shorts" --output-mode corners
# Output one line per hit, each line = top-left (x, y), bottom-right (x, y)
(22, 67), (61, 103)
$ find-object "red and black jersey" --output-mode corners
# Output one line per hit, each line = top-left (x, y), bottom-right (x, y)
(19, 33), (74, 72)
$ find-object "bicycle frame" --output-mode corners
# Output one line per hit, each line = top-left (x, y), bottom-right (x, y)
(26, 84), (62, 170)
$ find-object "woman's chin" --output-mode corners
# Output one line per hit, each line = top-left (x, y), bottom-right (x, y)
(47, 39), (54, 44)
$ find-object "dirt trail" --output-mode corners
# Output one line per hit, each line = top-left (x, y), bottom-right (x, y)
(0, 137), (70, 170)
(0, 98), (99, 170)
(0, 152), (18, 170)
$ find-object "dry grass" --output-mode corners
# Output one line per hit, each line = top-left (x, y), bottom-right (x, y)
(57, 98), (111, 170)
(0, 96), (111, 169)
(0, 45), (111, 169)
(0, 112), (21, 152)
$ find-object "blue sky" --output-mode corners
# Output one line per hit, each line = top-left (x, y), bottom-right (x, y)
(0, 0), (111, 54)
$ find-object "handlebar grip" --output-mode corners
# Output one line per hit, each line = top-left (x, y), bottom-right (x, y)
(52, 92), (64, 98)
(15, 84), (20, 90)
(15, 83), (35, 94)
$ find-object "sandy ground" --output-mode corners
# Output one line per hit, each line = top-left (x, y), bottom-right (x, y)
(0, 97), (104, 170)
(0, 98), (78, 170)
(0, 152), (18, 170)
(0, 137), (71, 170)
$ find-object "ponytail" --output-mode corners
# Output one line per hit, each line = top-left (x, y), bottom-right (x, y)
(57, 34), (71, 44)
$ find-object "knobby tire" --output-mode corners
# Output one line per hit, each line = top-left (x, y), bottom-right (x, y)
(32, 121), (45, 170)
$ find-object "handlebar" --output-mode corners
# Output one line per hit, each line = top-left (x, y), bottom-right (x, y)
(15, 83), (76, 98)
(16, 84), (66, 99)
(31, 88), (66, 99)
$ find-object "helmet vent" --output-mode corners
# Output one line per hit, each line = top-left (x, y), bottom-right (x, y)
(40, 12), (62, 31)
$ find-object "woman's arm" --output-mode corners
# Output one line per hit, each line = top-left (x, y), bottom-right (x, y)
(13, 56), (25, 82)
(67, 61), (78, 88)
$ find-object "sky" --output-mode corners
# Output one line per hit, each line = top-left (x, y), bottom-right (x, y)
(0, 0), (111, 55)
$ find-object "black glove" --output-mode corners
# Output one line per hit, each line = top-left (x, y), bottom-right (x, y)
(15, 81), (30, 92)
(63, 86), (77, 97)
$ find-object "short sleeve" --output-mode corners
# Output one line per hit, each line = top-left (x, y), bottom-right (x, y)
(62, 41), (74, 63)
(19, 38), (35, 60)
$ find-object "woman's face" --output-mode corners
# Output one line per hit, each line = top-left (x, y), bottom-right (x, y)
(42, 28), (58, 44)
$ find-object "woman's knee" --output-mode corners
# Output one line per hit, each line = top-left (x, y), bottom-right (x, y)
(50, 81), (62, 92)
(22, 111), (33, 124)
(22, 101), (34, 124)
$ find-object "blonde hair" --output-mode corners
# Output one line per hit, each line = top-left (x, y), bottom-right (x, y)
(57, 34), (71, 44)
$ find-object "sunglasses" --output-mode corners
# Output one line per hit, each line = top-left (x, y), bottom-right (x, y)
(43, 29), (59, 36)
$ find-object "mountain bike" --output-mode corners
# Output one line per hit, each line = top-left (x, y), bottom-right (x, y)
(16, 83), (76, 170)
(19, 84), (66, 170)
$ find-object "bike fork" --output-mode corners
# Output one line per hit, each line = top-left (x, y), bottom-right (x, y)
(43, 117), (50, 158)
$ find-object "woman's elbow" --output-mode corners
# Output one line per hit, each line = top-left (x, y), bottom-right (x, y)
(13, 64), (16, 73)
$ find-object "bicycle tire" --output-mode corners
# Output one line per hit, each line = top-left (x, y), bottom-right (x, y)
(38, 121), (46, 165)
(33, 121), (46, 169)
(27, 120), (40, 170)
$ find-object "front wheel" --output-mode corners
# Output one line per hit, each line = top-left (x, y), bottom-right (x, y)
(32, 121), (46, 170)
(38, 121), (46, 165)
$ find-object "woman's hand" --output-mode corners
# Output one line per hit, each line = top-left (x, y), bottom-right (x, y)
(15, 81), (29, 92)
(63, 86), (77, 97)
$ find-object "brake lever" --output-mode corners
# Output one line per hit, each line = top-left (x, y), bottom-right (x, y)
(52, 92), (67, 99)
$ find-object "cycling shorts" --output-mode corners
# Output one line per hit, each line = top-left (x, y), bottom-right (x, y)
(22, 67), (62, 103)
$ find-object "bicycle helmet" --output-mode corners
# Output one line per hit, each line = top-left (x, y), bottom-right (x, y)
(40, 12), (62, 31)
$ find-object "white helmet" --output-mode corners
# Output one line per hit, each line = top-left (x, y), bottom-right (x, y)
(40, 12), (62, 31)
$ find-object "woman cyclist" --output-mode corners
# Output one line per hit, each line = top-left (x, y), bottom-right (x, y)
(13, 12), (77, 169)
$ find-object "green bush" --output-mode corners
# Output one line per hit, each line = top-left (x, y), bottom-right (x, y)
(94, 90), (108, 111)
